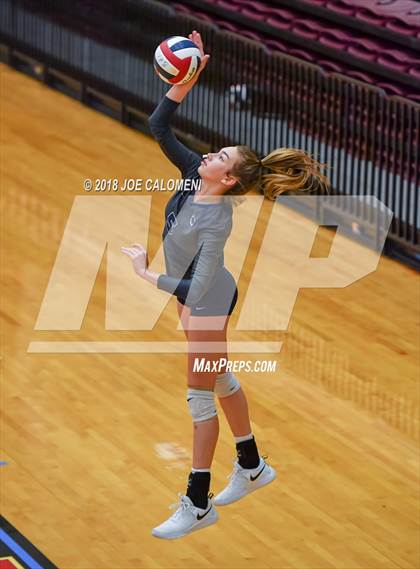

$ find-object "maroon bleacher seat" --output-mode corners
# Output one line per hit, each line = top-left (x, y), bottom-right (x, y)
(377, 49), (419, 76)
(348, 43), (378, 62)
(376, 55), (408, 72)
(291, 19), (323, 40)
(339, 0), (379, 7)
(348, 37), (420, 74)
(195, 11), (213, 22)
(319, 27), (355, 49)
(214, 0), (237, 12)
(240, 8), (267, 21)
(214, 19), (238, 32)
(355, 9), (387, 26)
(378, 47), (420, 64)
(325, 1), (356, 16)
(346, 69), (375, 84)
(266, 16), (293, 31)
(356, 37), (383, 52)
(239, 29), (262, 41)
(265, 38), (288, 52)
(376, 0), (418, 12)
(233, 0), (262, 5)
(172, 3), (190, 13)
(235, 0), (271, 13)
(355, 2), (420, 26)
(376, 81), (406, 96)
(408, 66), (420, 80)
(288, 48), (316, 61)
(267, 7), (296, 21)
(303, 0), (328, 5)
(387, 9), (419, 27)
(341, 0), (416, 10)
(318, 59), (343, 72)
(385, 19), (420, 36)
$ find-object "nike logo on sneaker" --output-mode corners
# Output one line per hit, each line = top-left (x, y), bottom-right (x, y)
(250, 464), (266, 481)
(196, 506), (212, 520)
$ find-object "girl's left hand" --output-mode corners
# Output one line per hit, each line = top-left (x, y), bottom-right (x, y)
(121, 243), (149, 276)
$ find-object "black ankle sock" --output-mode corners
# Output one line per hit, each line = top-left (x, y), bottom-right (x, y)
(236, 436), (260, 469)
(186, 471), (210, 509)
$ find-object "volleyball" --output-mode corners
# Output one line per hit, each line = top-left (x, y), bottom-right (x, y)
(153, 36), (201, 85)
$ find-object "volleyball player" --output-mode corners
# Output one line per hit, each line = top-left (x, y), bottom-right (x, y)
(121, 31), (330, 539)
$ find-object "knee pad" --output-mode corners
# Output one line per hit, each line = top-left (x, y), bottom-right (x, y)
(214, 371), (241, 398)
(187, 388), (217, 422)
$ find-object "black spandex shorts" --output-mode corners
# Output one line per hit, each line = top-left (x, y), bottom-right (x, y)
(177, 266), (238, 316)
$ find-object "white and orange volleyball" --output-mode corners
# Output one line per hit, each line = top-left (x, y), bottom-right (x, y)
(153, 36), (201, 85)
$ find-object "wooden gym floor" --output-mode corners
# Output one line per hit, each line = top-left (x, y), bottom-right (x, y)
(1, 64), (419, 568)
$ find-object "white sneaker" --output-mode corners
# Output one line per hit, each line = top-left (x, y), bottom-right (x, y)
(213, 456), (276, 506)
(152, 493), (219, 539)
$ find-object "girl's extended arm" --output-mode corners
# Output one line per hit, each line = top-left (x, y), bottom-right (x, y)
(147, 31), (210, 177)
(165, 30), (210, 103)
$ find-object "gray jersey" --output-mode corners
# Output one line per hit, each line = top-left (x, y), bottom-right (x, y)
(148, 95), (233, 306)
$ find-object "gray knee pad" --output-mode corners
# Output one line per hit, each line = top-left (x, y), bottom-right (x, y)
(187, 388), (217, 422)
(214, 371), (241, 398)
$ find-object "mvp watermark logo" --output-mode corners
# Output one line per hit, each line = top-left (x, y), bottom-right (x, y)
(28, 195), (392, 354)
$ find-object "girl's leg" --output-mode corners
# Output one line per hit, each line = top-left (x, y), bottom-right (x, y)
(176, 301), (230, 507)
(186, 312), (230, 469)
(177, 301), (254, 446)
(218, 387), (252, 437)
(214, 365), (260, 468)
(177, 302), (251, 437)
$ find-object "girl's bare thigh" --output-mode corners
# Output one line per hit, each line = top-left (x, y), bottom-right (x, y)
(177, 300), (230, 389)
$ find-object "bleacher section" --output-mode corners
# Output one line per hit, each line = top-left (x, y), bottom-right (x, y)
(174, 0), (419, 102)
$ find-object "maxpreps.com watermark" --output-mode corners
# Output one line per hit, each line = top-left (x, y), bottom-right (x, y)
(83, 178), (202, 192)
(193, 358), (277, 373)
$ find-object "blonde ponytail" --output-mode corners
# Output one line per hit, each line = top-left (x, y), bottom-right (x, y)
(260, 148), (330, 200)
(225, 146), (331, 203)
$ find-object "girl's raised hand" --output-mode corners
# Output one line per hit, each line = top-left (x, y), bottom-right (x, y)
(188, 30), (210, 74)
